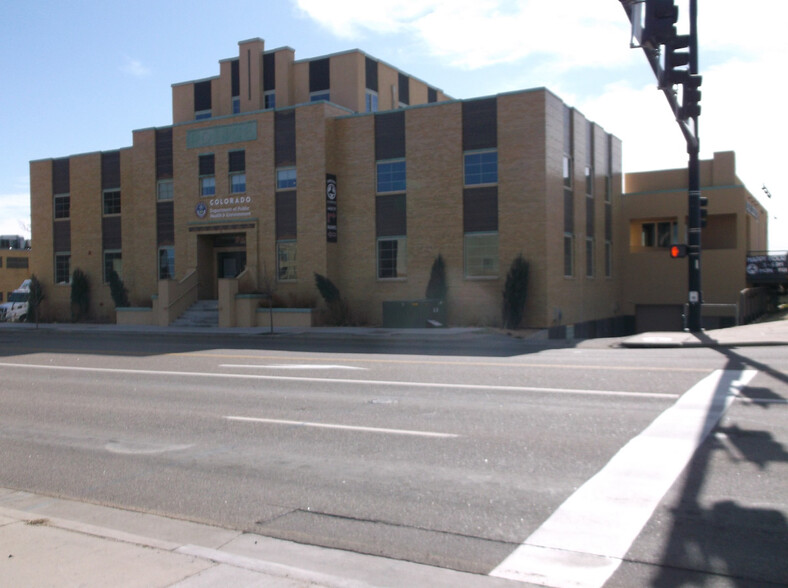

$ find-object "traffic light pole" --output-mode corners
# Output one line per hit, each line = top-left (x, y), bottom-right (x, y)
(621, 0), (703, 331)
(686, 0), (702, 332)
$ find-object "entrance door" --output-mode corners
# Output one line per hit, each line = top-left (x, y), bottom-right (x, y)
(217, 251), (247, 279)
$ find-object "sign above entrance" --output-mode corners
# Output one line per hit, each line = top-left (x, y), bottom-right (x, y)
(326, 174), (337, 243)
(195, 196), (252, 220)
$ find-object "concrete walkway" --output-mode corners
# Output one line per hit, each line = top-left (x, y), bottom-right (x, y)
(0, 488), (523, 588)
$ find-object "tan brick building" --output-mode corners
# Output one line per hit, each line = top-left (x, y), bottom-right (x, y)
(622, 151), (771, 331)
(30, 37), (627, 332)
(0, 236), (30, 304)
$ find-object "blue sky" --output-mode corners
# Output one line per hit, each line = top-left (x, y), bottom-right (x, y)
(1, 0), (785, 249)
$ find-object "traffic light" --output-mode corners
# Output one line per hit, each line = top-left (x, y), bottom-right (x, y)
(660, 35), (691, 88)
(699, 195), (709, 228)
(681, 75), (702, 119)
(670, 244), (688, 258)
(642, 0), (679, 49)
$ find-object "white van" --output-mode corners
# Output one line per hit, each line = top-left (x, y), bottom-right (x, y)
(0, 279), (32, 322)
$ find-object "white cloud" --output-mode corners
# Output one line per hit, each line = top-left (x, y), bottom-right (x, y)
(0, 193), (31, 239)
(122, 56), (151, 78)
(296, 0), (636, 70)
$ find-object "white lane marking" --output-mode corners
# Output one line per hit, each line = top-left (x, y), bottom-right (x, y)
(490, 369), (757, 588)
(221, 363), (368, 371)
(225, 416), (459, 438)
(104, 441), (194, 455)
(0, 363), (675, 399)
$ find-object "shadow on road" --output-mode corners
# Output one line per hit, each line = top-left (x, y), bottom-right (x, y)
(651, 336), (788, 586)
(0, 326), (579, 359)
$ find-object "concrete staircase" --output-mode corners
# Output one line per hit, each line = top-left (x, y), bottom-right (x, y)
(171, 299), (218, 328)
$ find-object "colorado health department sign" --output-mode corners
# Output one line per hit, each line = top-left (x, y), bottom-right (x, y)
(195, 196), (252, 221)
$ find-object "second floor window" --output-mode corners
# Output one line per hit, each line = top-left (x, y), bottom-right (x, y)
(103, 189), (121, 215)
(54, 194), (70, 219)
(464, 150), (498, 186)
(376, 160), (406, 193)
(277, 168), (297, 190)
(199, 154), (215, 197)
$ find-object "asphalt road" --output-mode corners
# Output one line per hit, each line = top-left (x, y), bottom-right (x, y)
(0, 329), (786, 586)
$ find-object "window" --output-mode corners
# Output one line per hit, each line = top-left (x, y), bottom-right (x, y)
(199, 153), (215, 197)
(365, 90), (378, 113)
(276, 167), (297, 190)
(585, 165), (593, 196)
(464, 150), (498, 186)
(229, 150), (246, 194)
(464, 232), (498, 277)
(103, 189), (121, 215)
(230, 173), (246, 194)
(104, 250), (122, 283)
(157, 179), (173, 201)
(564, 233), (574, 277)
(277, 240), (297, 281)
(158, 246), (174, 279)
(377, 237), (407, 279)
(195, 109), (211, 120)
(605, 175), (612, 203)
(586, 237), (595, 278)
(232, 96), (240, 114)
(54, 194), (70, 219)
(563, 155), (573, 188)
(310, 91), (330, 103)
(200, 176), (216, 196)
(605, 240), (612, 278)
(376, 160), (406, 193)
(639, 221), (677, 248)
(55, 253), (71, 284)
(264, 91), (276, 110)
(6, 257), (28, 269)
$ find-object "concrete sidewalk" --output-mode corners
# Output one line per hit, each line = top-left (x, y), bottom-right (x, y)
(620, 314), (788, 348)
(0, 488), (523, 588)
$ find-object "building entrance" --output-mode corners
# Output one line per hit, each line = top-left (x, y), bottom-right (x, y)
(197, 232), (247, 299)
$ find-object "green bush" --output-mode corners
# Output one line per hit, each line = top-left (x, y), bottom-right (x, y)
(502, 254), (529, 329)
(314, 273), (349, 325)
(70, 268), (90, 322)
(107, 269), (130, 308)
(27, 274), (44, 324)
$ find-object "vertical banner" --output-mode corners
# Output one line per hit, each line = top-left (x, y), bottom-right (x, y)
(326, 174), (338, 242)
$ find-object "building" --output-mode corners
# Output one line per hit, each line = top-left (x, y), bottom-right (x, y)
(0, 235), (31, 303)
(622, 151), (771, 331)
(30, 37), (626, 332)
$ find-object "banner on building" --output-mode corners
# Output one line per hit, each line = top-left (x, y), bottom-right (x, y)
(326, 174), (338, 242)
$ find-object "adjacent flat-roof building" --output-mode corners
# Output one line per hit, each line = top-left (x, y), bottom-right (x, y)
(30, 37), (628, 332)
(622, 151), (770, 331)
(0, 235), (31, 303)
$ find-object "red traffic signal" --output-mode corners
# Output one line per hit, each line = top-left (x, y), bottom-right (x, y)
(670, 244), (688, 258)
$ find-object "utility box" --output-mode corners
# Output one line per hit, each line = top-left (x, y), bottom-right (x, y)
(382, 299), (446, 328)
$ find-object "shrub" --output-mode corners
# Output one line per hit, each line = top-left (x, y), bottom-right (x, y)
(27, 274), (44, 325)
(70, 268), (90, 322)
(502, 254), (529, 329)
(425, 254), (448, 301)
(314, 273), (349, 325)
(107, 269), (130, 308)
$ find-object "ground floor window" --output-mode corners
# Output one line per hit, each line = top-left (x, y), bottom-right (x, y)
(564, 233), (574, 277)
(158, 246), (174, 280)
(55, 252), (71, 284)
(377, 236), (407, 279)
(464, 232), (498, 278)
(104, 250), (122, 283)
(637, 220), (678, 249)
(277, 240), (297, 281)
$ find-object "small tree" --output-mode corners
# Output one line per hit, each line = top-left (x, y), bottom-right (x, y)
(425, 254), (448, 301)
(70, 268), (90, 322)
(107, 269), (130, 308)
(502, 254), (529, 329)
(27, 274), (45, 326)
(314, 273), (349, 325)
